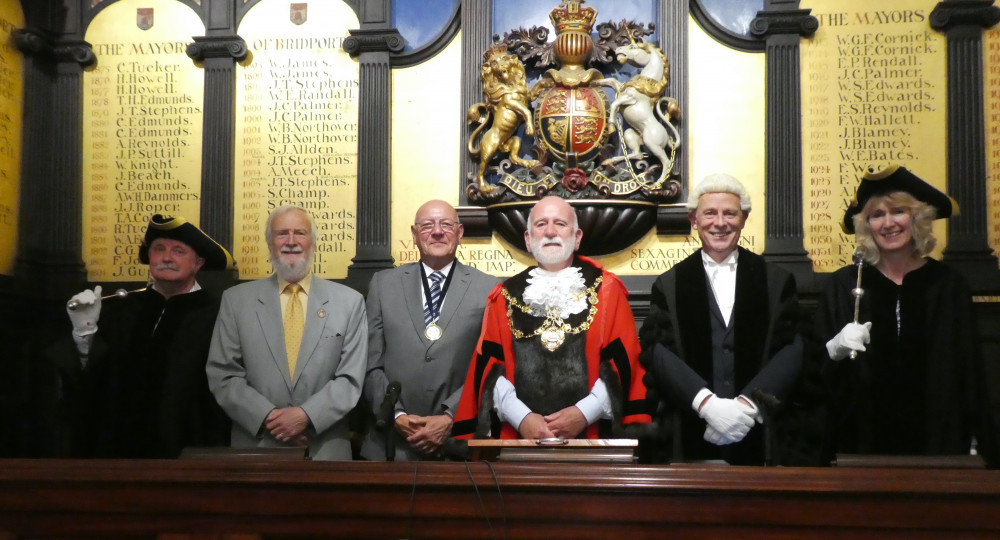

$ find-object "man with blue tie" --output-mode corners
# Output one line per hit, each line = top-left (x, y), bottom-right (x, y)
(207, 205), (367, 460)
(361, 200), (500, 460)
(639, 174), (803, 465)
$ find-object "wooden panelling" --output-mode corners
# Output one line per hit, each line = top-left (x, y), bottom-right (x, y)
(0, 459), (998, 539)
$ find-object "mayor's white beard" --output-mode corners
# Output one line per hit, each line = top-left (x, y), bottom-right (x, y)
(270, 248), (313, 283)
(529, 232), (575, 268)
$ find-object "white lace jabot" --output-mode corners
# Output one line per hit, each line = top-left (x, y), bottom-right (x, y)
(522, 266), (587, 319)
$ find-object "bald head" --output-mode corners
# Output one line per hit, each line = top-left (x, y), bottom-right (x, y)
(415, 200), (458, 223)
(524, 196), (582, 271)
(528, 196), (577, 229)
(411, 200), (463, 270)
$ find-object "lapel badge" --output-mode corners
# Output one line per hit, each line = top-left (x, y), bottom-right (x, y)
(317, 309), (326, 318)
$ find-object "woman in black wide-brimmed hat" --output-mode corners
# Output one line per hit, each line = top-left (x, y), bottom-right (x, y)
(815, 164), (997, 467)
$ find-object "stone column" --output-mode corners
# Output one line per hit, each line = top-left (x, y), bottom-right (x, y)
(343, 0), (404, 293)
(14, 28), (95, 299)
(931, 0), (1000, 293)
(459, 0), (493, 204)
(751, 0), (818, 284)
(660, 0), (689, 191)
(653, 0), (696, 235)
(186, 36), (247, 254)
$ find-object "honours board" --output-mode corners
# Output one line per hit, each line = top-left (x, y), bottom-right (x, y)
(82, 0), (205, 281)
(234, 0), (359, 279)
(801, 1), (948, 271)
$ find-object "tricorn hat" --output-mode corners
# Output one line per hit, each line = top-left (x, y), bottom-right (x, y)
(138, 215), (235, 270)
(841, 164), (958, 234)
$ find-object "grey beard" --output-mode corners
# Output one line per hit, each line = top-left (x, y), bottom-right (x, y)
(530, 237), (575, 268)
(271, 251), (312, 282)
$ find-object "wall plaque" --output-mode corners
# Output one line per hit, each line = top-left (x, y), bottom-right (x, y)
(0, 0), (22, 276)
(801, 1), (948, 271)
(234, 0), (359, 279)
(986, 24), (1000, 265)
(82, 0), (205, 281)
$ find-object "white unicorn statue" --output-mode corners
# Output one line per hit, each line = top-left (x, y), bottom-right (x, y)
(600, 39), (681, 190)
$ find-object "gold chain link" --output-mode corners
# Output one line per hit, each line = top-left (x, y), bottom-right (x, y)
(502, 276), (602, 350)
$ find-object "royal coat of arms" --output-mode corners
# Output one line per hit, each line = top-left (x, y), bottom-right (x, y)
(466, 0), (682, 254)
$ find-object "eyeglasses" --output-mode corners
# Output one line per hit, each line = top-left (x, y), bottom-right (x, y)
(415, 220), (458, 234)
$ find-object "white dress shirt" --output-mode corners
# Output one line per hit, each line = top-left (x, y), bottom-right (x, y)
(691, 249), (759, 420)
(420, 260), (454, 309)
(492, 375), (612, 431)
(702, 249), (738, 327)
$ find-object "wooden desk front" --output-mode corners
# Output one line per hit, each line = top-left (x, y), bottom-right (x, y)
(0, 459), (998, 539)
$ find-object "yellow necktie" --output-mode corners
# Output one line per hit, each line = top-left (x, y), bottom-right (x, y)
(284, 283), (304, 379)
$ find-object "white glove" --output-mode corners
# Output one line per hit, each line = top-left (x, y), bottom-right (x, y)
(67, 285), (102, 337)
(698, 394), (755, 443)
(737, 395), (763, 424)
(703, 420), (755, 445)
(826, 321), (871, 361)
(703, 425), (729, 445)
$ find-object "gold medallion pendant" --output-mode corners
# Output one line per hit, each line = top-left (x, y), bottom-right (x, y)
(425, 323), (443, 341)
(503, 276), (602, 351)
(539, 324), (567, 351)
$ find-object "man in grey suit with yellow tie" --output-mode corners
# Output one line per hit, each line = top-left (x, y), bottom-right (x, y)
(361, 200), (500, 460)
(207, 205), (367, 460)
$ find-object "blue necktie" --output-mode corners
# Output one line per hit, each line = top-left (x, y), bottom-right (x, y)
(423, 271), (444, 325)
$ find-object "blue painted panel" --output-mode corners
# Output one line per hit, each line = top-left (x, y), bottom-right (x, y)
(493, 0), (656, 40)
(698, 0), (763, 36)
(393, 0), (459, 52)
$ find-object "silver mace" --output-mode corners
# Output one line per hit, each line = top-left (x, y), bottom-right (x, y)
(67, 287), (146, 311)
(849, 249), (865, 360)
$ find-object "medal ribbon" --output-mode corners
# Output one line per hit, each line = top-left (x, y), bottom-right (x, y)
(420, 263), (455, 326)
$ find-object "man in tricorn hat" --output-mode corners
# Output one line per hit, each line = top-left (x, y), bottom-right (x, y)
(50, 214), (234, 458)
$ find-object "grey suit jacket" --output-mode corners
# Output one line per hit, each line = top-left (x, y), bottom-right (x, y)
(361, 261), (500, 461)
(206, 274), (367, 460)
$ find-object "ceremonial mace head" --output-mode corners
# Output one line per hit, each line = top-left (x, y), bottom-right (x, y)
(66, 287), (142, 311)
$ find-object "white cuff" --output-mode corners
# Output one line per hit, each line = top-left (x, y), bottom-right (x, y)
(72, 327), (98, 338)
(825, 338), (842, 360)
(493, 376), (532, 430)
(692, 388), (714, 413)
(575, 378), (612, 424)
(72, 332), (94, 357)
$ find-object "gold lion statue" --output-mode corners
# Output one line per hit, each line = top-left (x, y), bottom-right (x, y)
(467, 44), (539, 194)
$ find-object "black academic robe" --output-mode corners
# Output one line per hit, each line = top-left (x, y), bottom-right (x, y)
(49, 288), (229, 458)
(816, 258), (998, 467)
(638, 248), (803, 465)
